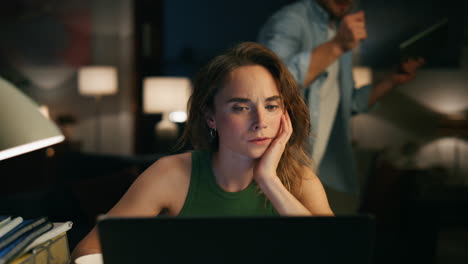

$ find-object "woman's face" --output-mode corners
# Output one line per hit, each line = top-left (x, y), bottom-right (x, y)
(207, 65), (283, 159)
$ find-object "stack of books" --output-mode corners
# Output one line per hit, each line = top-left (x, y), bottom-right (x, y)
(0, 216), (72, 264)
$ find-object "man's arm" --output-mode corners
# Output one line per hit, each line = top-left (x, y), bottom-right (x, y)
(303, 11), (367, 87)
(368, 57), (425, 107)
(259, 10), (366, 88)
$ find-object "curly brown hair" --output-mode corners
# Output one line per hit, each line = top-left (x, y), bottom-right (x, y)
(179, 42), (312, 197)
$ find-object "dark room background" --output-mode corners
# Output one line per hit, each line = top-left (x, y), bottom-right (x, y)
(1, 0), (467, 263)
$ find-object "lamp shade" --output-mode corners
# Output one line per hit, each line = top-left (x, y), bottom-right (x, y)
(0, 77), (65, 160)
(78, 66), (118, 96)
(143, 77), (191, 114)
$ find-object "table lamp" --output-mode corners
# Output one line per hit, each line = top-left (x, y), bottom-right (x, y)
(143, 77), (191, 139)
(0, 77), (64, 161)
(78, 66), (118, 151)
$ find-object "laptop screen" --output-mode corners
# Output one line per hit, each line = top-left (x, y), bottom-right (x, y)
(98, 215), (375, 264)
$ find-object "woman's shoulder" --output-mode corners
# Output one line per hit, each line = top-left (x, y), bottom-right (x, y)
(135, 152), (193, 215)
(140, 150), (211, 193)
(156, 151), (192, 165)
(148, 152), (192, 178)
(104, 152), (194, 217)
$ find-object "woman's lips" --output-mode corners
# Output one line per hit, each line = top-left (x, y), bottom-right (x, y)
(248, 138), (271, 145)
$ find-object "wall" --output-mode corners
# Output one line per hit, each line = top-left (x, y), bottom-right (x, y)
(0, 0), (135, 155)
(75, 0), (135, 154)
(162, 0), (293, 76)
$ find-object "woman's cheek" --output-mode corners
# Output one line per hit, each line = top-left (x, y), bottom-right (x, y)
(219, 115), (246, 136)
(271, 114), (282, 137)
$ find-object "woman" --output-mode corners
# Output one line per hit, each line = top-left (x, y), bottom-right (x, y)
(71, 42), (333, 260)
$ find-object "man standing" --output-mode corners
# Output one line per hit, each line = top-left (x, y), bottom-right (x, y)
(258, 0), (424, 212)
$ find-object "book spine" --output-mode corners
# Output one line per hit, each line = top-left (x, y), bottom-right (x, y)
(0, 217), (23, 238)
(0, 222), (53, 264)
(0, 217), (47, 250)
(22, 221), (73, 254)
(0, 217), (11, 229)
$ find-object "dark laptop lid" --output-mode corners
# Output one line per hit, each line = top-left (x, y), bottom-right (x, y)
(98, 215), (375, 264)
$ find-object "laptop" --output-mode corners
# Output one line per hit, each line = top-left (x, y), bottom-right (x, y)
(97, 215), (375, 264)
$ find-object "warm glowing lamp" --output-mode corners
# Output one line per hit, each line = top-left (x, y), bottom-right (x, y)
(143, 77), (191, 139)
(78, 66), (118, 151)
(78, 66), (118, 97)
(0, 77), (64, 161)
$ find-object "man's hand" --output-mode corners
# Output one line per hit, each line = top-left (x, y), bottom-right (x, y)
(332, 11), (367, 52)
(303, 11), (367, 87)
(368, 57), (425, 106)
(391, 57), (426, 86)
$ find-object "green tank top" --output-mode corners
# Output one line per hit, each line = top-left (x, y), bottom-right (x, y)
(178, 150), (278, 217)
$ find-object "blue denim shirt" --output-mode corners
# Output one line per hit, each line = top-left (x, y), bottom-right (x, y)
(258, 0), (373, 194)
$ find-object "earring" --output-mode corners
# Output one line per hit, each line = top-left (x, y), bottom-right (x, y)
(209, 128), (217, 139)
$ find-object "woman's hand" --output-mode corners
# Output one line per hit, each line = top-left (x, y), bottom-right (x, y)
(254, 110), (292, 185)
(252, 111), (329, 216)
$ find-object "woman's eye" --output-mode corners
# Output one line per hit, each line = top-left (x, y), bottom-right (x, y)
(233, 106), (249, 112)
(266, 105), (279, 111)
